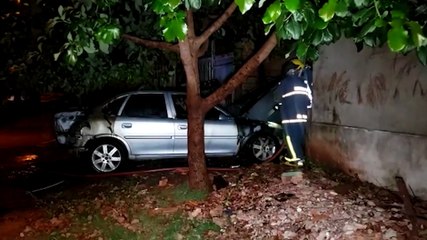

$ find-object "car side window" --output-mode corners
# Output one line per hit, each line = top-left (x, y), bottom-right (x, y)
(103, 96), (126, 116)
(121, 94), (168, 118)
(172, 94), (187, 119)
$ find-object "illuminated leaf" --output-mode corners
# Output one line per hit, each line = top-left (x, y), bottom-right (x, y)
(235, 0), (255, 14)
(284, 0), (300, 13)
(387, 26), (408, 52)
(318, 0), (337, 22)
(262, 1), (281, 24)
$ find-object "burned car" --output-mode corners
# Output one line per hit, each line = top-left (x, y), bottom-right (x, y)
(54, 91), (282, 173)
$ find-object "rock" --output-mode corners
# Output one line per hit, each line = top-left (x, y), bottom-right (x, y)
(209, 206), (224, 218)
(212, 217), (228, 228)
(190, 208), (202, 218)
(131, 219), (139, 224)
(329, 191), (338, 196)
(343, 222), (367, 233)
(117, 216), (126, 223)
(383, 228), (397, 239)
(366, 200), (376, 207)
(158, 177), (168, 187)
(283, 230), (297, 239)
(281, 171), (304, 185)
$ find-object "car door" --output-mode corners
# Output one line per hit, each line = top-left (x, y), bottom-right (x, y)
(171, 94), (238, 156)
(204, 107), (238, 155)
(114, 93), (175, 157)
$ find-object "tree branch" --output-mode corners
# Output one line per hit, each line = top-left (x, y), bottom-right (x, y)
(122, 34), (179, 53)
(203, 33), (278, 110)
(195, 2), (237, 49)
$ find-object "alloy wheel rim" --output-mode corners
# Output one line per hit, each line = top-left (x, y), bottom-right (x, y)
(252, 136), (276, 161)
(92, 144), (122, 172)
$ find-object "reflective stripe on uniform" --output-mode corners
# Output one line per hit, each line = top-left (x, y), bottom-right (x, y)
(294, 86), (308, 92)
(282, 119), (307, 124)
(282, 90), (310, 98)
(296, 114), (307, 119)
(285, 135), (301, 162)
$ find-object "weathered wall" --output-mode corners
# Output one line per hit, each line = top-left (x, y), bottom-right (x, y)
(309, 39), (427, 198)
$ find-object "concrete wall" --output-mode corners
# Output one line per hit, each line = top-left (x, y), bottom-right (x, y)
(308, 39), (427, 198)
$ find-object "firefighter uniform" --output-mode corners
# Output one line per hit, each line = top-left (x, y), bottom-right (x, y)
(279, 59), (312, 166)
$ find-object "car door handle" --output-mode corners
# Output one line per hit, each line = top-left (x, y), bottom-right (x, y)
(122, 123), (132, 128)
(178, 125), (187, 130)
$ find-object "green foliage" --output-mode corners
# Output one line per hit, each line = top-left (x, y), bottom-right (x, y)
(49, 0), (427, 89)
(258, 0), (427, 63)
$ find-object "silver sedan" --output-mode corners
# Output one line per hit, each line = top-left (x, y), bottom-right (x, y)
(54, 91), (282, 172)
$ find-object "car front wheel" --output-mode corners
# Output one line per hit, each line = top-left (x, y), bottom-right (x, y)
(244, 132), (280, 163)
(89, 141), (126, 173)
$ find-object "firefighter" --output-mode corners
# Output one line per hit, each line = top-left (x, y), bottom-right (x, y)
(278, 59), (312, 167)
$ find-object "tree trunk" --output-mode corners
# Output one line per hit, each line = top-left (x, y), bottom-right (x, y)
(179, 18), (212, 191)
(187, 103), (211, 191)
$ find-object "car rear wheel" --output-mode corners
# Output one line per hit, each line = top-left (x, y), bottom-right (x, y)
(244, 132), (280, 163)
(89, 141), (127, 173)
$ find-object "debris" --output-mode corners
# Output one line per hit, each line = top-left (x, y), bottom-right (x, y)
(273, 192), (295, 202)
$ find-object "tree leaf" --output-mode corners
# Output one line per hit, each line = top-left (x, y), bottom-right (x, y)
(163, 19), (187, 41)
(53, 52), (61, 61)
(58, 5), (64, 17)
(354, 0), (368, 7)
(407, 21), (427, 47)
(374, 18), (386, 28)
(285, 18), (303, 40)
(235, 0), (255, 14)
(262, 1), (281, 24)
(322, 28), (333, 43)
(358, 19), (376, 38)
(318, 0), (337, 22)
(296, 42), (308, 60)
(284, 0), (300, 13)
(99, 41), (109, 54)
(84, 41), (97, 54)
(387, 26), (408, 52)
(314, 17), (328, 30)
(311, 30), (323, 46)
(306, 46), (319, 61)
(335, 0), (349, 17)
(416, 46), (427, 65)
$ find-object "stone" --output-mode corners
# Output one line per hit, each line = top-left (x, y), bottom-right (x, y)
(281, 171), (304, 185)
(209, 206), (224, 218)
(158, 178), (168, 187)
(212, 217), (228, 228)
(383, 228), (397, 239)
(283, 230), (297, 239)
(190, 208), (202, 218)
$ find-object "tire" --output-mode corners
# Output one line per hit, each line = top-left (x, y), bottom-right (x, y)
(244, 132), (280, 163)
(88, 140), (127, 173)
